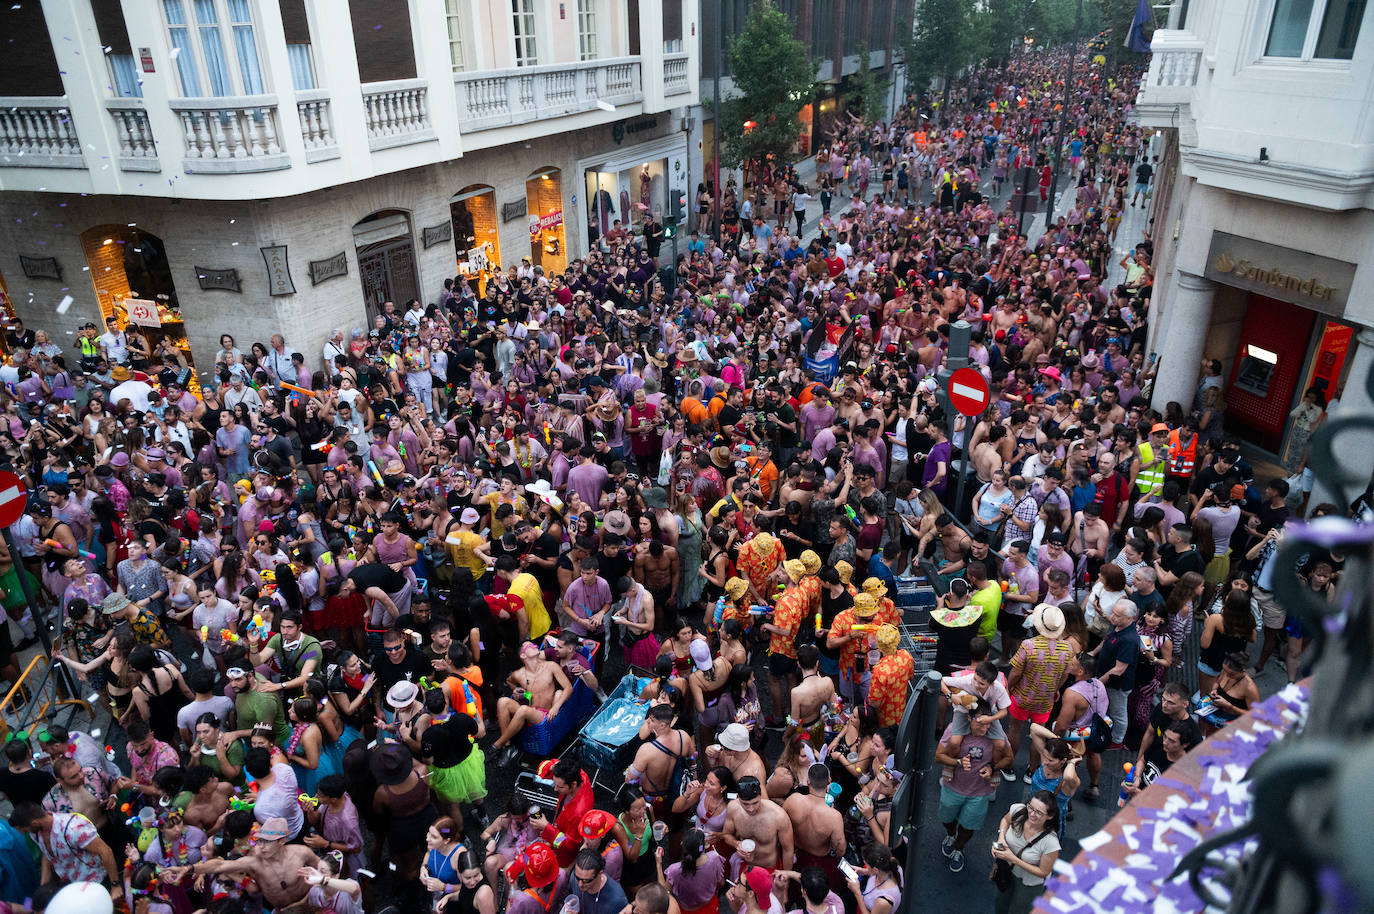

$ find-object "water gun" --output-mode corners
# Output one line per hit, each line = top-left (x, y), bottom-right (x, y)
(221, 630), (240, 645)
(229, 794), (255, 812)
(311, 440), (334, 454)
(200, 625), (209, 643)
(367, 459), (384, 485)
(824, 782), (842, 807)
(843, 504), (859, 524)
(748, 604), (771, 616)
(396, 439), (407, 458)
(543, 421), (552, 445)
(279, 380), (316, 399)
(852, 623), (880, 634)
(43, 538), (98, 561)
(1118, 763), (1135, 807)
(297, 794), (319, 808)
(1062, 725), (1092, 743)
(713, 596), (726, 628)
(247, 614), (267, 639)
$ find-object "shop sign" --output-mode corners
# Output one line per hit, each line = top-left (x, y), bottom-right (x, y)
(502, 199), (528, 224)
(422, 222), (452, 249)
(126, 298), (162, 328)
(529, 211), (564, 235)
(309, 251), (349, 286)
(261, 245), (295, 296)
(1204, 231), (1354, 316)
(195, 266), (241, 292)
(612, 117), (659, 145)
(18, 255), (60, 280)
(139, 48), (155, 73)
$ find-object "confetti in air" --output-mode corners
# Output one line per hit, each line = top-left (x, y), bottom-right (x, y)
(56, 296), (73, 315)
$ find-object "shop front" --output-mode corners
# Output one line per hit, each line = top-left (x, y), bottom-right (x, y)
(579, 132), (690, 254)
(526, 168), (567, 276)
(451, 184), (502, 295)
(1203, 231), (1359, 458)
(77, 225), (200, 391)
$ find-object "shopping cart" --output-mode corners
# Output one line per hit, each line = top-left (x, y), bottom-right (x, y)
(577, 672), (651, 791)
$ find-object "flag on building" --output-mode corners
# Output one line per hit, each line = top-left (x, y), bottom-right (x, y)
(1126, 0), (1155, 52)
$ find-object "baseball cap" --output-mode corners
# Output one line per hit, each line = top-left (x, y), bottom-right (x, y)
(1047, 531), (1067, 546)
(689, 639), (713, 672)
(744, 867), (775, 906)
(1150, 422), (1169, 434)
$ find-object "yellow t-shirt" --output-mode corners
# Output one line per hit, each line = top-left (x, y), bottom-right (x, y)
(508, 572), (551, 641)
(445, 528), (488, 579)
(972, 581), (1004, 640)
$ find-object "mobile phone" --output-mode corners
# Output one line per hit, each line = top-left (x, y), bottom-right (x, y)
(838, 860), (859, 881)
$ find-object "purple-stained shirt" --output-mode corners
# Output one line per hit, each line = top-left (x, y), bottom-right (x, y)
(566, 462), (609, 512)
(562, 576), (612, 636)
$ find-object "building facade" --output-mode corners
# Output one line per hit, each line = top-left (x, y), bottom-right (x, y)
(0, 0), (699, 372)
(1137, 0), (1373, 474)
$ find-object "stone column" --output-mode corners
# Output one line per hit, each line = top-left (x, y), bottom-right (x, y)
(1150, 269), (1216, 412)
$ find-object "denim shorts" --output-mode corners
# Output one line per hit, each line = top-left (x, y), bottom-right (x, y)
(938, 783), (991, 830)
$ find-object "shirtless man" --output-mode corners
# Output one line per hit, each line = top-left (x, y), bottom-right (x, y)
(1069, 502), (1111, 578)
(43, 757), (116, 842)
(722, 774), (794, 870)
(635, 540), (680, 613)
(782, 764), (847, 891)
(182, 766), (232, 835)
(790, 644), (836, 744)
(703, 723), (767, 785)
(970, 432), (1004, 485)
(166, 816), (319, 909)
(490, 640), (572, 765)
(627, 704), (695, 815)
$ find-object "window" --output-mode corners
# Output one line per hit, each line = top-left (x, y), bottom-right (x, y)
(162, 0), (265, 97)
(512, 0), (538, 66)
(278, 0), (315, 89)
(1265, 0), (1365, 58)
(577, 0), (598, 60)
(445, 0), (468, 72)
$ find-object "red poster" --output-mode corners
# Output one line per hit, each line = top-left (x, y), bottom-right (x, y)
(1307, 322), (1353, 396)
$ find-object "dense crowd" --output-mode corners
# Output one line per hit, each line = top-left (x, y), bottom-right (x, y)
(0, 41), (1360, 914)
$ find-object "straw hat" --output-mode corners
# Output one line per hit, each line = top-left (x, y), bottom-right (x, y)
(799, 550), (822, 576)
(1031, 603), (1067, 639)
(876, 623), (900, 654)
(709, 446), (732, 470)
(834, 561), (854, 585)
(853, 592), (880, 617)
(783, 560), (806, 584)
(862, 577), (888, 598)
(724, 577), (749, 602)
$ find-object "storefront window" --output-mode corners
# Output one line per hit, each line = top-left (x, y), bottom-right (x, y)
(583, 159), (669, 251)
(527, 168), (566, 276)
(451, 185), (501, 295)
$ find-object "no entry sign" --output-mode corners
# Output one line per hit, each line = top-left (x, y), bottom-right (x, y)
(947, 367), (990, 417)
(0, 472), (27, 528)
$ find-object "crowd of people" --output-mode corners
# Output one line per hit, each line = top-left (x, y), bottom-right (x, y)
(0, 39), (1359, 914)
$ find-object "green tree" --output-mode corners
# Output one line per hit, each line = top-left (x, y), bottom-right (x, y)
(906, 0), (974, 108)
(848, 43), (891, 123)
(720, 1), (816, 171)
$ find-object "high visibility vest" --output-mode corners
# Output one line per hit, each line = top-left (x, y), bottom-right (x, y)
(1136, 442), (1165, 496)
(1168, 430), (1197, 478)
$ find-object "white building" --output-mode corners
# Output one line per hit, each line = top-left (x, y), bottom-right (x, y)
(1137, 0), (1373, 476)
(0, 0), (699, 374)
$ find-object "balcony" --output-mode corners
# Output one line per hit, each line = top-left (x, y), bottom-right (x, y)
(0, 97), (85, 168)
(105, 99), (160, 173)
(295, 89), (340, 163)
(664, 53), (690, 96)
(168, 96), (291, 174)
(1136, 30), (1205, 130)
(454, 57), (643, 133)
(362, 79), (436, 152)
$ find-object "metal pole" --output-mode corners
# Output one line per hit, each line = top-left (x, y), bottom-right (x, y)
(937, 320), (971, 514)
(3, 528), (77, 699)
(1044, 0), (1084, 220)
(712, 0), (723, 243)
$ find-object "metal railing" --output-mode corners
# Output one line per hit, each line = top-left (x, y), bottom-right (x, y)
(0, 654), (94, 744)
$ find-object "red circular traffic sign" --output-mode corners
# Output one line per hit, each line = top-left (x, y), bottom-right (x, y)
(0, 471), (26, 528)
(947, 367), (990, 417)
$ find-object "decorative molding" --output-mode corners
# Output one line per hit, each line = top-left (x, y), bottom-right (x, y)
(309, 251), (349, 286)
(195, 266), (241, 292)
(261, 245), (295, 296)
(1181, 147), (1374, 212)
(421, 222), (452, 249)
(18, 255), (61, 280)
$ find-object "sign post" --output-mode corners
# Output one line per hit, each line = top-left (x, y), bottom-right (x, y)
(0, 472), (77, 699)
(935, 321), (972, 513)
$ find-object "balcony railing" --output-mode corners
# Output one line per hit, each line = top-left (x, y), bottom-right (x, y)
(0, 97), (85, 168)
(105, 98), (159, 173)
(295, 89), (340, 163)
(168, 95), (291, 173)
(1136, 30), (1205, 125)
(664, 53), (690, 95)
(454, 57), (643, 133)
(362, 79), (436, 152)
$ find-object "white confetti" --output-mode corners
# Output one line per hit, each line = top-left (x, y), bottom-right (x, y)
(56, 295), (73, 314)
(1077, 830), (1111, 851)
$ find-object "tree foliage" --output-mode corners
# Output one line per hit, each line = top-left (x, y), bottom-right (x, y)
(848, 43), (891, 123)
(720, 1), (816, 170)
(905, 0), (973, 96)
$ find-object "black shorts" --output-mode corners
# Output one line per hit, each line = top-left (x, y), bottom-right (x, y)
(997, 608), (1028, 635)
(768, 652), (799, 678)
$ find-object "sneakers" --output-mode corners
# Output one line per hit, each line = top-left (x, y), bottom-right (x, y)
(941, 835), (957, 858)
(1022, 771), (1033, 784)
(1083, 785), (1100, 802)
(1000, 768), (1017, 782)
(948, 849), (965, 873)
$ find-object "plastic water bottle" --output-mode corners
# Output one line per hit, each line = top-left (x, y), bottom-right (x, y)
(1118, 763), (1135, 808)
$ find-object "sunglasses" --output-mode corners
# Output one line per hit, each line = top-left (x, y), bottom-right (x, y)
(384, 643), (405, 652)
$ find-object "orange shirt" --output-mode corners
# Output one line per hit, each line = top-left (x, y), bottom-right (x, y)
(869, 650), (915, 727)
(681, 397), (709, 426)
(745, 457), (779, 501)
(769, 588), (806, 658)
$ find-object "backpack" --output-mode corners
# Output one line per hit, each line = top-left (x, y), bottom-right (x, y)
(1082, 679), (1113, 753)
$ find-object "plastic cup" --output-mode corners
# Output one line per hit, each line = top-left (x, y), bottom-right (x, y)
(740, 838), (757, 854)
(653, 820), (668, 842)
